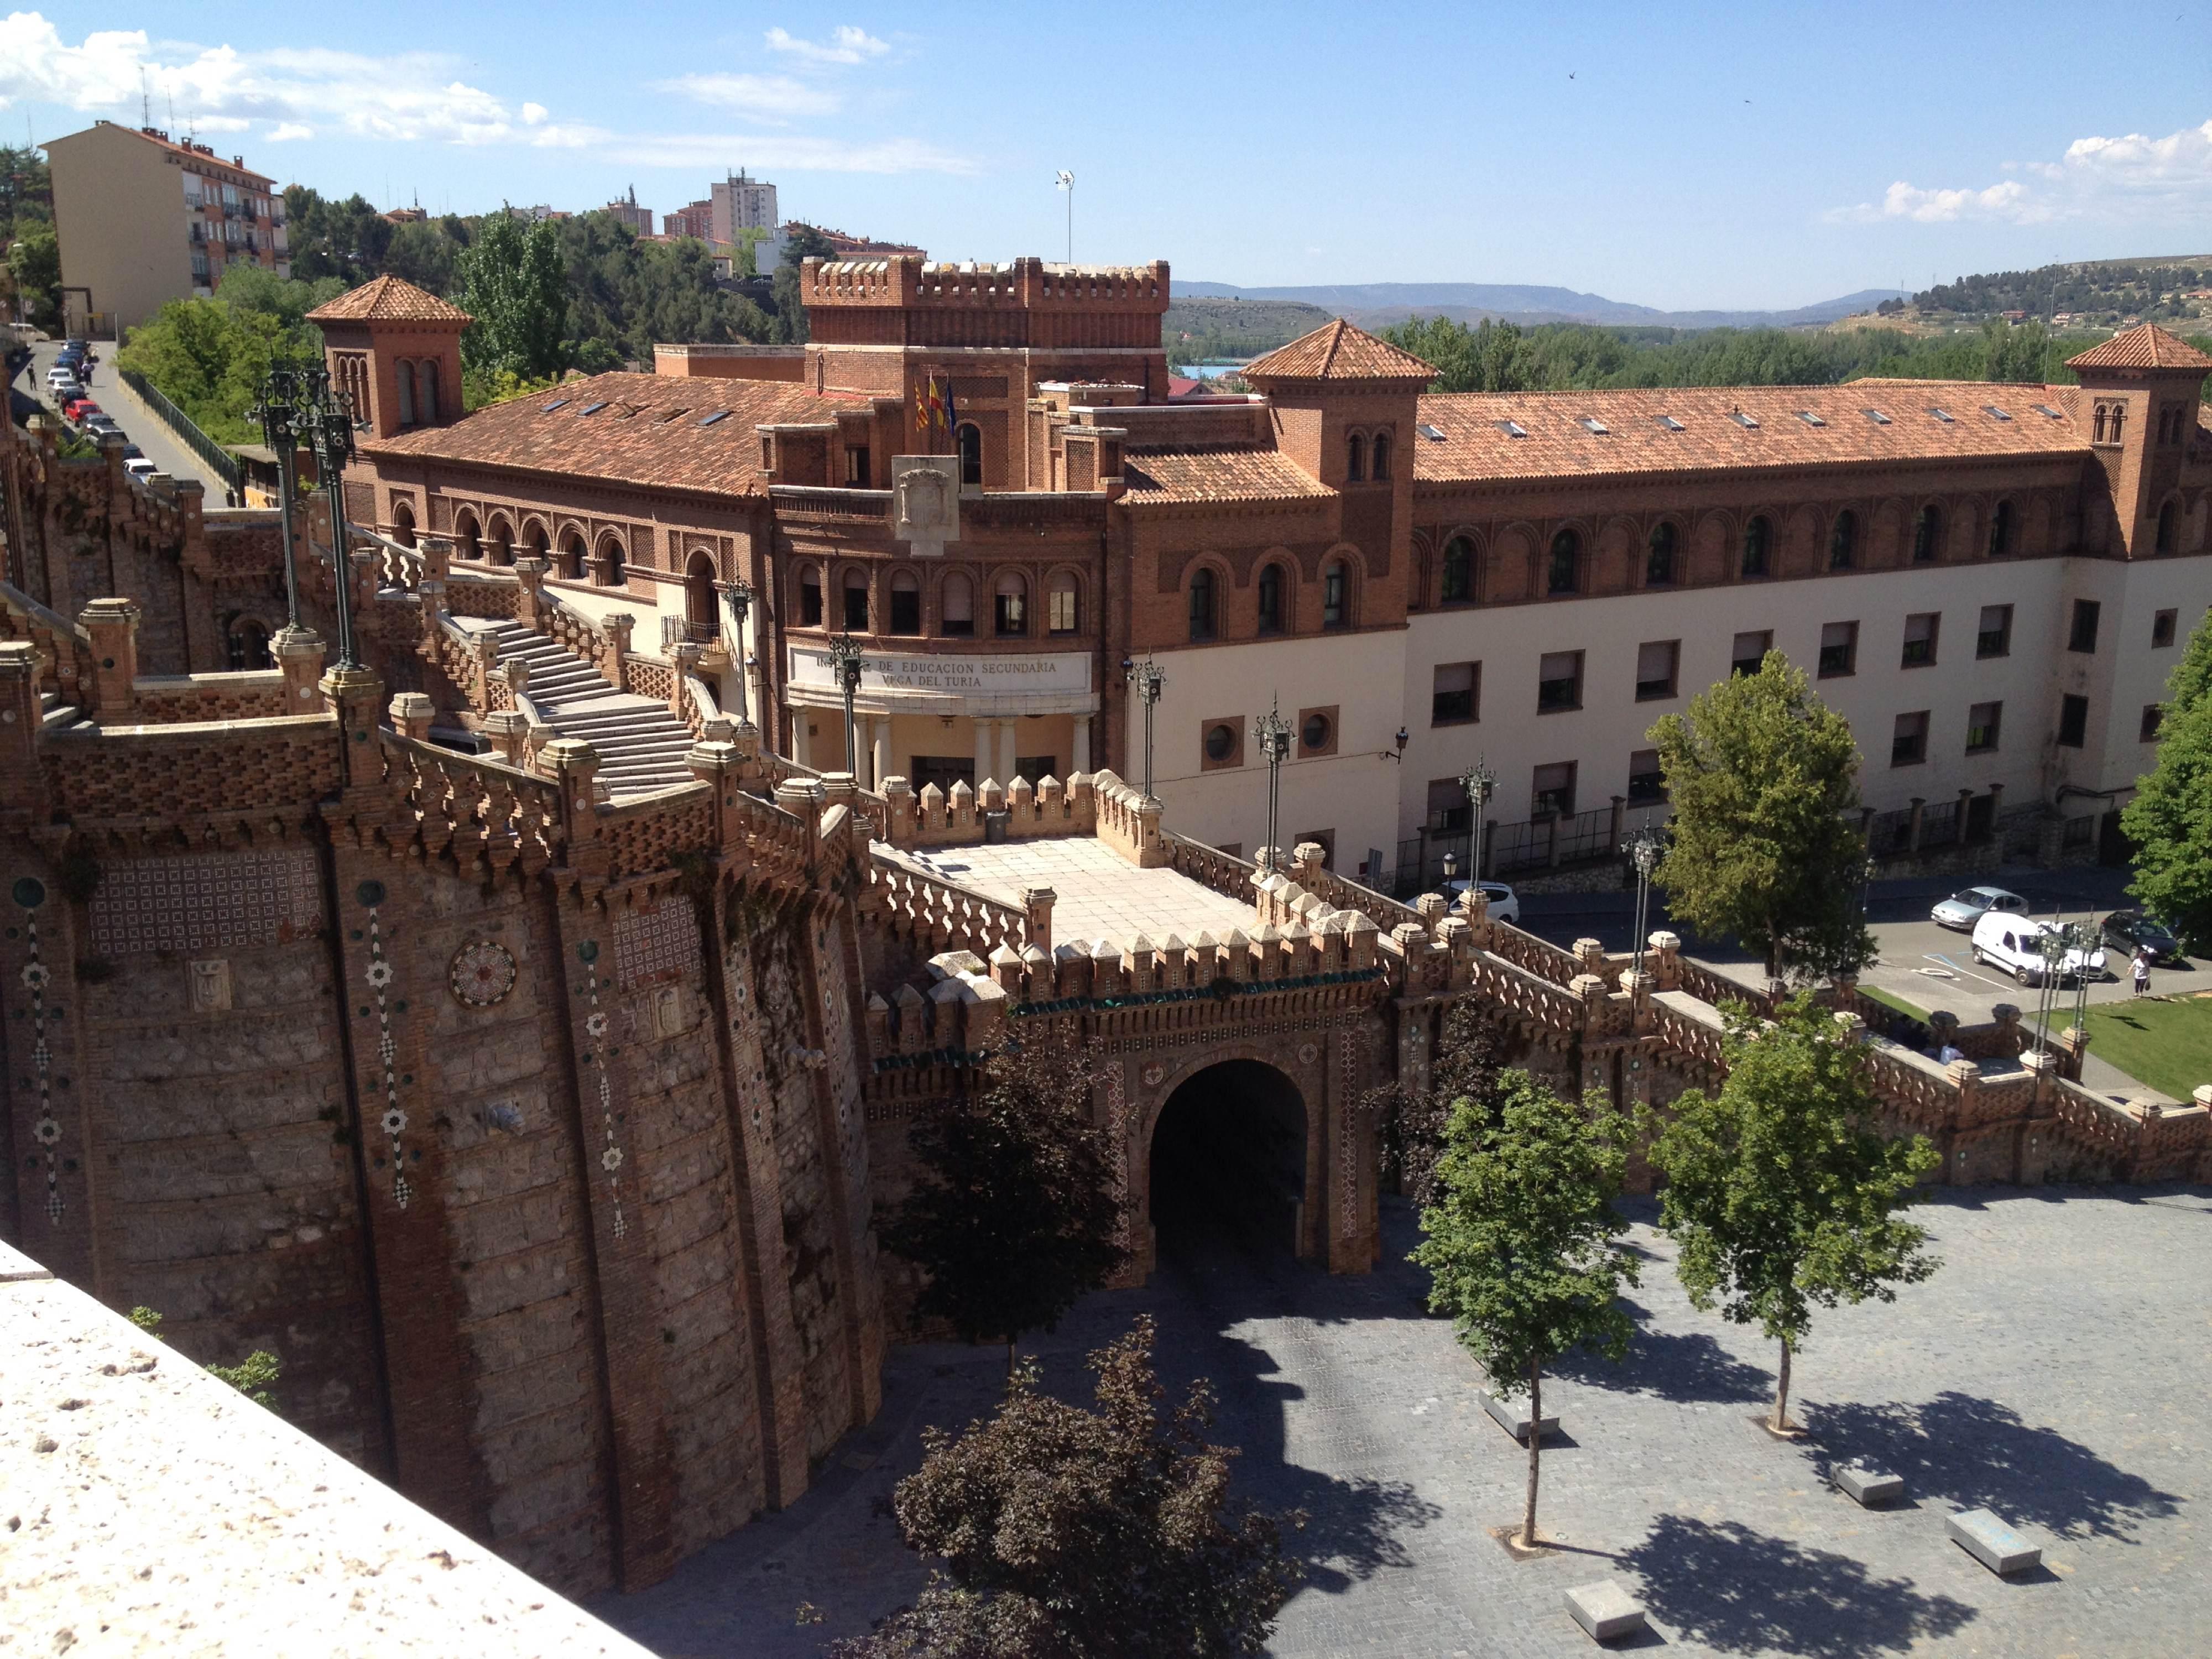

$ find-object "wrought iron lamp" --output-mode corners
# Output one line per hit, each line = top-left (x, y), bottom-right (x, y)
(1124, 655), (1165, 802)
(248, 366), (310, 633)
(1253, 700), (1293, 871)
(721, 577), (754, 724)
(303, 371), (361, 669)
(1460, 757), (1496, 889)
(827, 631), (865, 779)
(1629, 821), (1666, 977)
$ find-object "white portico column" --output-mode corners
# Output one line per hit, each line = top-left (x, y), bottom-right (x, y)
(1072, 715), (1091, 776)
(870, 717), (891, 790)
(973, 717), (995, 784)
(792, 704), (813, 768)
(997, 719), (1018, 785)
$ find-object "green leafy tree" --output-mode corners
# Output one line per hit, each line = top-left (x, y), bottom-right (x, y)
(1412, 1071), (1637, 1549)
(8, 224), (60, 328)
(2122, 608), (2212, 951)
(116, 296), (312, 444)
(1648, 650), (1874, 981)
(126, 1305), (283, 1410)
(770, 223), (838, 343)
(456, 208), (569, 390)
(1367, 995), (1508, 1206)
(833, 1316), (1302, 1658)
(880, 1025), (1125, 1375)
(281, 187), (397, 286)
(1644, 993), (1940, 1431)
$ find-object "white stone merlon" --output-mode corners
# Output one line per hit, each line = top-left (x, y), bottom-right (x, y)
(1, 1238), (655, 1657)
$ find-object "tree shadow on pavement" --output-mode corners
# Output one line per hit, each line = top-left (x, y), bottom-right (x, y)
(1621, 1515), (1976, 1657)
(1550, 1298), (1774, 1405)
(1799, 1392), (2182, 1542)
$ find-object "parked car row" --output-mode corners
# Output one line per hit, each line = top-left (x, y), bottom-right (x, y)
(40, 342), (156, 478)
(1928, 884), (2190, 985)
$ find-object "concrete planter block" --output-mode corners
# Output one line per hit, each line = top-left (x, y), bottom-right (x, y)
(1480, 1388), (1559, 1443)
(1945, 1508), (2040, 1575)
(1836, 1465), (1904, 1507)
(1563, 1580), (1646, 1643)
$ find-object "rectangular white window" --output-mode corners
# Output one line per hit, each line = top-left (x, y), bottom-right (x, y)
(1819, 620), (1858, 678)
(1635, 640), (1678, 701)
(1431, 661), (1478, 725)
(1731, 630), (1772, 676)
(1537, 651), (1582, 713)
(1903, 612), (1939, 668)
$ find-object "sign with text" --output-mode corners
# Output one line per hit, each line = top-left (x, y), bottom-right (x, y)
(789, 646), (1091, 697)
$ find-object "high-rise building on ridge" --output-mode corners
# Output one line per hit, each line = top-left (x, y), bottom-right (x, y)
(605, 186), (654, 236)
(709, 169), (778, 244)
(43, 121), (290, 335)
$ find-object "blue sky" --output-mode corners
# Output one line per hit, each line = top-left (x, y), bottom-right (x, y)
(7, 2), (2212, 309)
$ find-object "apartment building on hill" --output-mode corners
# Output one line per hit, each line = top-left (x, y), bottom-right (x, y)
(43, 121), (289, 336)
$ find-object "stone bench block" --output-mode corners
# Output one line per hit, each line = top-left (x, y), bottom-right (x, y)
(1563, 1580), (1647, 1644)
(1837, 1465), (1905, 1507)
(1480, 1388), (1560, 1442)
(1946, 1507), (2040, 1575)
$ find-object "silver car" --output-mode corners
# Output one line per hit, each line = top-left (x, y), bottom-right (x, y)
(1440, 878), (1520, 925)
(1930, 885), (2027, 931)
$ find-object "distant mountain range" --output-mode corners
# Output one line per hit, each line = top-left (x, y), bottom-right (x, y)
(1175, 280), (1910, 332)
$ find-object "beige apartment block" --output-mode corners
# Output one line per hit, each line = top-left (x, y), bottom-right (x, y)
(44, 121), (288, 337)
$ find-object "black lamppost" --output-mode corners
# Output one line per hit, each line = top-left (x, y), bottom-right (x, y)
(1124, 655), (1165, 802)
(2034, 922), (2072, 1056)
(248, 366), (309, 633)
(1629, 821), (1665, 975)
(1460, 757), (1496, 888)
(304, 372), (361, 669)
(1253, 700), (1292, 870)
(828, 630), (864, 779)
(721, 577), (754, 726)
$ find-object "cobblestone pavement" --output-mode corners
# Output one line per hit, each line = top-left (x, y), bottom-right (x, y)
(596, 1186), (2211, 1658)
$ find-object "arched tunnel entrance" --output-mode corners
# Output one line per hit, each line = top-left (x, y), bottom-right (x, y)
(1148, 1060), (1310, 1260)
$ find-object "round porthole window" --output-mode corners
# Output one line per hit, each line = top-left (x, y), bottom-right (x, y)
(1301, 713), (1332, 752)
(1204, 723), (1237, 762)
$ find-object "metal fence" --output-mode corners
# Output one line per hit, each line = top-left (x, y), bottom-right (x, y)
(117, 368), (242, 496)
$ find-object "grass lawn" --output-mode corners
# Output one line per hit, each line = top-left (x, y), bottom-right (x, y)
(2039, 995), (2212, 1103)
(1856, 983), (1931, 1023)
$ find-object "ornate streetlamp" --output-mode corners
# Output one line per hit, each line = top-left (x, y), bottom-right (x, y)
(1459, 757), (1496, 888)
(721, 576), (754, 726)
(1629, 820), (1666, 976)
(2034, 921), (2073, 1056)
(248, 366), (310, 633)
(304, 370), (362, 669)
(1124, 655), (1165, 802)
(827, 630), (865, 779)
(1253, 700), (1292, 870)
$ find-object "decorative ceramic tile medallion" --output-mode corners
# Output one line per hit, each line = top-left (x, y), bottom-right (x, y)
(449, 940), (518, 1008)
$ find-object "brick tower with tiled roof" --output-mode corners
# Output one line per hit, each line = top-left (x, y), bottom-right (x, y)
(307, 275), (473, 440)
(1241, 317), (1434, 386)
(2065, 324), (2211, 557)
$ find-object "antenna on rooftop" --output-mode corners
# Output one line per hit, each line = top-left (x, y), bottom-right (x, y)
(1055, 170), (1074, 263)
(140, 69), (149, 128)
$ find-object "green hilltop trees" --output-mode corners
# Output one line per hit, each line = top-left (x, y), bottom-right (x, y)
(2122, 608), (2212, 953)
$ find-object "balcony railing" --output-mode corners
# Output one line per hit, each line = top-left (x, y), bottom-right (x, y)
(660, 615), (719, 648)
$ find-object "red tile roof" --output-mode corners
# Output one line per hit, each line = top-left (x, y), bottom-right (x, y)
(1121, 447), (1335, 505)
(1411, 382), (2086, 484)
(1243, 319), (1434, 383)
(2065, 323), (2212, 372)
(364, 372), (859, 496)
(306, 275), (473, 325)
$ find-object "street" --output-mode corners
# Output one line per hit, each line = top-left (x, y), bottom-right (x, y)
(13, 335), (233, 498)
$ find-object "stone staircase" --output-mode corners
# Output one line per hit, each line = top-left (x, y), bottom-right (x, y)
(39, 690), (82, 732)
(477, 619), (697, 796)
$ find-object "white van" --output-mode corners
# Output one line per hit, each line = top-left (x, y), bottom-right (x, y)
(1970, 912), (2106, 986)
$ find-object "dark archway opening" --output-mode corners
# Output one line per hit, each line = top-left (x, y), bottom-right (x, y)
(1149, 1060), (1307, 1257)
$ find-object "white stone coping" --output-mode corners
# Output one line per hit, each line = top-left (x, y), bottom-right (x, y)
(2, 1248), (656, 1657)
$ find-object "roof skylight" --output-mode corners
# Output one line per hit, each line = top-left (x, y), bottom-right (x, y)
(1794, 410), (1827, 427)
(698, 410), (731, 427)
(2033, 404), (2065, 419)
(1981, 405), (2013, 421)
(1927, 406), (1955, 423)
(578, 401), (609, 416)
(1496, 419), (1528, 439)
(1727, 409), (1760, 429)
(1577, 415), (1609, 435)
(541, 398), (568, 412)
(1863, 408), (1891, 425)
(1655, 415), (1685, 432)
(1417, 422), (1447, 441)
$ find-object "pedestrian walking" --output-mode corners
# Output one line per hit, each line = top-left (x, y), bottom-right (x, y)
(2132, 946), (2152, 997)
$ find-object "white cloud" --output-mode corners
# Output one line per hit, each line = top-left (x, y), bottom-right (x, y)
(764, 25), (889, 66)
(661, 72), (842, 122)
(1830, 115), (2212, 226)
(0, 13), (962, 175)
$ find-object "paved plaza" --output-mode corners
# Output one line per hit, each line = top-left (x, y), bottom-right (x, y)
(594, 1183), (2210, 1658)
(889, 834), (1260, 944)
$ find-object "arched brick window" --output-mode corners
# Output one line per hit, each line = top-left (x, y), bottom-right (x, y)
(1987, 500), (2015, 559)
(1740, 515), (1772, 578)
(395, 361), (416, 427)
(418, 360), (440, 424)
(560, 531), (587, 581)
(941, 571), (975, 637)
(1828, 510), (1856, 570)
(685, 551), (717, 639)
(1441, 535), (1476, 603)
(1913, 504), (1942, 563)
(1371, 432), (1392, 481)
(489, 518), (515, 566)
(957, 422), (983, 487)
(595, 534), (627, 588)
(1322, 560), (1350, 628)
(226, 615), (273, 670)
(2157, 499), (2178, 555)
(455, 510), (481, 560)
(994, 570), (1027, 637)
(1188, 567), (1217, 641)
(1645, 523), (1677, 586)
(1346, 432), (1366, 483)
(390, 498), (416, 549)
(843, 567), (871, 631)
(798, 564), (823, 628)
(1257, 561), (1287, 633)
(1547, 529), (1579, 595)
(1047, 571), (1079, 635)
